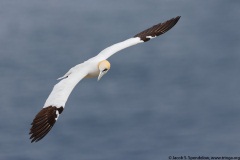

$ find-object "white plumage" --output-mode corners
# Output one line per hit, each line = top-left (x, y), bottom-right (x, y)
(44, 37), (142, 108)
(29, 16), (181, 142)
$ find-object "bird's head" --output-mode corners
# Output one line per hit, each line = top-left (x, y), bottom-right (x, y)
(98, 60), (111, 81)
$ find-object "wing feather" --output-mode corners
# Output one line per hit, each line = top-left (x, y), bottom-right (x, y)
(30, 65), (88, 142)
(134, 16), (181, 41)
(97, 16), (180, 59)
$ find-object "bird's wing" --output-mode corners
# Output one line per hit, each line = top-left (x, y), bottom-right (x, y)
(29, 64), (89, 142)
(96, 16), (180, 60)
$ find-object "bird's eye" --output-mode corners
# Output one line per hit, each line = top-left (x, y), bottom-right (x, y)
(103, 69), (108, 72)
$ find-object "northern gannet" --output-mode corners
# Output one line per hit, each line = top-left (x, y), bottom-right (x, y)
(29, 16), (181, 142)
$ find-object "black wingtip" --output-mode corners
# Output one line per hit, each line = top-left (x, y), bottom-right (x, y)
(134, 16), (181, 42)
(29, 106), (64, 143)
(175, 16), (181, 21)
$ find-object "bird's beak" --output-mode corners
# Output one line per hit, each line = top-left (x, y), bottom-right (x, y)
(97, 71), (104, 81)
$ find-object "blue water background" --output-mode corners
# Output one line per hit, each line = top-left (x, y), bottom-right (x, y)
(0, 0), (240, 159)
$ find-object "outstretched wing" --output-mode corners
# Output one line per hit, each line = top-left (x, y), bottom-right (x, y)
(97, 16), (180, 60)
(30, 64), (89, 142)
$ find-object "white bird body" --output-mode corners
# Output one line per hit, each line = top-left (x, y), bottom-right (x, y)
(30, 16), (181, 142)
(44, 37), (143, 108)
(43, 58), (101, 108)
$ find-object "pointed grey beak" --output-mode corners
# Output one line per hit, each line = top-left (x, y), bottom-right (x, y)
(97, 71), (104, 81)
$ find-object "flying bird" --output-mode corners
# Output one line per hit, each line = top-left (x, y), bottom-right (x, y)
(29, 16), (181, 142)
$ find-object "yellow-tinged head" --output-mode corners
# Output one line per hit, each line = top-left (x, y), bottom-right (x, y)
(98, 60), (111, 81)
